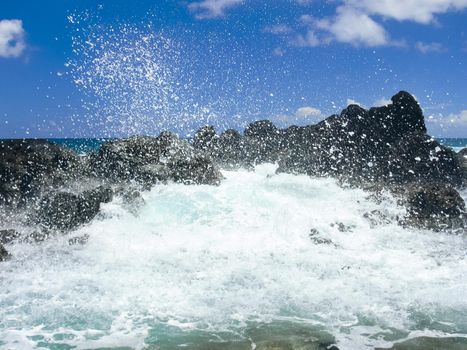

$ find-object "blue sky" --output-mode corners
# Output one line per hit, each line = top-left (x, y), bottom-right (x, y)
(0, 0), (466, 138)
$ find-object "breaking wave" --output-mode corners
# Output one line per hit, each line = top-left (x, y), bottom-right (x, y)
(1, 164), (466, 349)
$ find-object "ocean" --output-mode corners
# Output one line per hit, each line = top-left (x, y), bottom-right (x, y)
(0, 138), (466, 349)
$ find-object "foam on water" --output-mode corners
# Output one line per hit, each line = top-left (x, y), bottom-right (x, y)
(1, 164), (466, 349)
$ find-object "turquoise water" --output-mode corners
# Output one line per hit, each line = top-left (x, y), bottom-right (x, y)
(1, 137), (466, 349)
(437, 138), (467, 152)
(48, 138), (111, 154)
(1, 164), (467, 349)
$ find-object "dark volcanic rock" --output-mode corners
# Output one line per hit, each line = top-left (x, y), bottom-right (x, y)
(91, 132), (222, 186)
(193, 125), (217, 152)
(38, 192), (79, 230)
(243, 120), (282, 164)
(169, 154), (223, 185)
(37, 186), (113, 231)
(458, 148), (467, 179)
(404, 185), (466, 231)
(367, 91), (426, 143)
(0, 139), (81, 206)
(386, 132), (464, 186)
(277, 91), (465, 187)
(213, 129), (247, 168)
(0, 243), (10, 261)
(0, 229), (21, 244)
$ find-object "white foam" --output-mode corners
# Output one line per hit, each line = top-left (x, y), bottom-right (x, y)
(1, 164), (466, 349)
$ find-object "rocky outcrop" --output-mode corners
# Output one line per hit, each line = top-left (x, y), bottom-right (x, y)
(191, 91), (466, 232)
(193, 125), (216, 152)
(0, 229), (20, 244)
(212, 129), (248, 168)
(458, 148), (467, 181)
(0, 139), (81, 206)
(193, 92), (464, 187)
(90, 132), (223, 186)
(0, 91), (464, 239)
(0, 243), (10, 261)
(277, 92), (464, 187)
(36, 186), (113, 231)
(403, 184), (466, 231)
(385, 132), (463, 186)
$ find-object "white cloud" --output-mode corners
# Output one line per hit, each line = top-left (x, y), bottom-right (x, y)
(296, 106), (322, 118)
(426, 110), (467, 137)
(347, 98), (364, 107)
(290, 30), (321, 47)
(415, 41), (446, 53)
(373, 97), (392, 106)
(427, 110), (467, 126)
(444, 110), (467, 125)
(346, 0), (467, 24)
(0, 19), (26, 58)
(273, 106), (324, 126)
(276, 0), (466, 49)
(315, 6), (389, 47)
(345, 97), (393, 108)
(187, 0), (467, 50)
(188, 0), (244, 19)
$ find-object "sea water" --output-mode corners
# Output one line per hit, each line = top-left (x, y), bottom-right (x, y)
(1, 164), (466, 349)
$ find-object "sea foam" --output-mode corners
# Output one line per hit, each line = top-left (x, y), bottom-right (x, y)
(1, 164), (466, 349)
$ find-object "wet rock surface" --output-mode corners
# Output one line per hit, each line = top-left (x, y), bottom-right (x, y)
(403, 184), (467, 231)
(0, 243), (10, 261)
(0, 229), (21, 244)
(192, 91), (466, 232)
(0, 91), (465, 245)
(0, 139), (81, 206)
(90, 132), (222, 186)
(36, 185), (113, 231)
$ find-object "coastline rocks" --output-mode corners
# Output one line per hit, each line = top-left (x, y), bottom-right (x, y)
(0, 229), (21, 244)
(168, 154), (223, 185)
(0, 243), (10, 261)
(385, 132), (464, 186)
(404, 185), (466, 231)
(0, 139), (81, 206)
(0, 91), (465, 235)
(37, 185), (113, 231)
(458, 148), (467, 180)
(277, 92), (465, 188)
(193, 125), (217, 152)
(242, 120), (282, 164)
(213, 129), (248, 168)
(91, 132), (223, 186)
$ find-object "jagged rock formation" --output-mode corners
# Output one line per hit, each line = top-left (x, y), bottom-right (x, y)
(193, 91), (466, 230)
(403, 184), (466, 231)
(0, 91), (465, 242)
(0, 243), (9, 261)
(0, 139), (81, 206)
(36, 186), (113, 231)
(90, 132), (223, 186)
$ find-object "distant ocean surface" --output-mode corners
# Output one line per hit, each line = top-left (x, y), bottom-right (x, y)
(48, 137), (467, 154)
(437, 138), (467, 152)
(48, 138), (112, 154)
